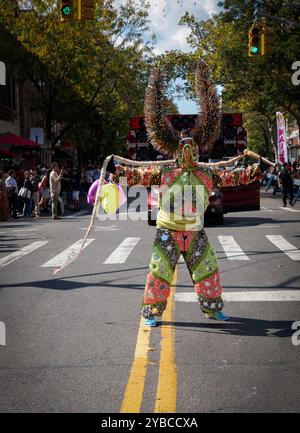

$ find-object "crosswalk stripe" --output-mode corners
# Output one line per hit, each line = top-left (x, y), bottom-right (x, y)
(280, 207), (300, 213)
(218, 236), (249, 260)
(175, 291), (300, 303)
(261, 207), (274, 212)
(40, 239), (95, 267)
(0, 241), (49, 269)
(266, 235), (300, 261)
(104, 237), (141, 264)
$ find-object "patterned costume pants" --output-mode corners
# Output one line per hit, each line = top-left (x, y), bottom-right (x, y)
(141, 227), (224, 318)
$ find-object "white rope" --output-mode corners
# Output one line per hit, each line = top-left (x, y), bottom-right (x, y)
(53, 149), (273, 275)
(53, 155), (112, 275)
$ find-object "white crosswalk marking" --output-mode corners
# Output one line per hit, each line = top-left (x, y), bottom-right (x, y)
(266, 235), (300, 261)
(103, 237), (141, 264)
(0, 241), (49, 269)
(280, 207), (300, 213)
(175, 291), (300, 303)
(261, 207), (274, 212)
(40, 239), (95, 267)
(218, 236), (249, 260)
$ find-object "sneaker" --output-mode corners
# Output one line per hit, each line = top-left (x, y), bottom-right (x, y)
(205, 311), (229, 321)
(144, 317), (157, 327)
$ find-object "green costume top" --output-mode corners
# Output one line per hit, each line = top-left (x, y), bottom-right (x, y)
(113, 139), (261, 231)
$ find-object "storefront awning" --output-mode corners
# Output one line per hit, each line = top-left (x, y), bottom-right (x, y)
(0, 132), (41, 147)
(0, 146), (20, 159)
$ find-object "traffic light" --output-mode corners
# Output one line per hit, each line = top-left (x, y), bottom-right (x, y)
(78, 0), (95, 20)
(60, 1), (74, 22)
(248, 25), (265, 56)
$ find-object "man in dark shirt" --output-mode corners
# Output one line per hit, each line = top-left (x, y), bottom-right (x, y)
(279, 163), (294, 207)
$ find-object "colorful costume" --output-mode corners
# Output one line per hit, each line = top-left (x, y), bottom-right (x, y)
(54, 61), (270, 326)
(112, 143), (261, 320)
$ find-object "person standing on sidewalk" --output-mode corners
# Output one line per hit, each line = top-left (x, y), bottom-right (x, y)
(30, 168), (40, 217)
(49, 162), (63, 219)
(5, 169), (18, 219)
(0, 170), (10, 221)
(279, 162), (294, 207)
(22, 171), (34, 219)
(71, 167), (81, 211)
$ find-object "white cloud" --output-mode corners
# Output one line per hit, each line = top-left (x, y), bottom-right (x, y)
(113, 1), (220, 113)
(114, 0), (219, 53)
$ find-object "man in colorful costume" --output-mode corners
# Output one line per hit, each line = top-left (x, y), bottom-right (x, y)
(111, 62), (262, 327)
(54, 61), (268, 327)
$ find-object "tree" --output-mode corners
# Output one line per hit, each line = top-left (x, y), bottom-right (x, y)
(0, 0), (154, 157)
(178, 0), (300, 156)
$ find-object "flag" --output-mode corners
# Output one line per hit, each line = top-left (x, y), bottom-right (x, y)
(276, 112), (288, 164)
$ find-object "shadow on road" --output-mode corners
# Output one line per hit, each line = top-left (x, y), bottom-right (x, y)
(160, 317), (294, 338)
(222, 216), (299, 226)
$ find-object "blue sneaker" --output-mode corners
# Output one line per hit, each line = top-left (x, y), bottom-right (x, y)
(206, 311), (229, 321)
(144, 317), (157, 327)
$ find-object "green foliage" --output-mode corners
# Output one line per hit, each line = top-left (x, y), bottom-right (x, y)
(0, 0), (153, 158)
(177, 0), (300, 155)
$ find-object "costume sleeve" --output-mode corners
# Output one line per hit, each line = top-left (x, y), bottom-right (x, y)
(212, 165), (262, 189)
(112, 165), (161, 187)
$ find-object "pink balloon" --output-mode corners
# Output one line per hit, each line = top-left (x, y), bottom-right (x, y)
(87, 180), (99, 205)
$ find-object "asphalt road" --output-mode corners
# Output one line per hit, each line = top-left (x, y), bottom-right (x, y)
(0, 191), (300, 413)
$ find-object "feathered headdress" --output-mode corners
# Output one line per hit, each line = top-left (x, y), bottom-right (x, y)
(144, 67), (180, 157)
(144, 60), (221, 156)
(190, 61), (221, 152)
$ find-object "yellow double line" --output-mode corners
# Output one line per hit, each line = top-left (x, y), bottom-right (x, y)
(120, 269), (177, 413)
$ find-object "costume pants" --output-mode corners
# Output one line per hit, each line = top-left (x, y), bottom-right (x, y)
(142, 227), (224, 318)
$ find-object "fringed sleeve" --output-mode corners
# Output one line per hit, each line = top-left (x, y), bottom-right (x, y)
(113, 165), (161, 187)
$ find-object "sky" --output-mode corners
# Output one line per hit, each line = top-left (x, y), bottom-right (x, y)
(114, 0), (220, 113)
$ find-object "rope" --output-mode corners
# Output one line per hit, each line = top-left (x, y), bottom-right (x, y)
(53, 149), (274, 275)
(53, 155), (112, 275)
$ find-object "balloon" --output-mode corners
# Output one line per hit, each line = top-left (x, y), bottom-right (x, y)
(87, 179), (127, 214)
(87, 180), (99, 205)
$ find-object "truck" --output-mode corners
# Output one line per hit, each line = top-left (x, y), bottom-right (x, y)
(127, 113), (260, 225)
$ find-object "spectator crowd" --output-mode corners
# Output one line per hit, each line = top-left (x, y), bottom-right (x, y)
(1, 157), (300, 222)
(0, 161), (103, 222)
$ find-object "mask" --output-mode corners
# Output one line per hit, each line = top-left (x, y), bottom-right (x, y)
(176, 138), (199, 167)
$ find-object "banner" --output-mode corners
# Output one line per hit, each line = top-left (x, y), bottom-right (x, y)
(276, 112), (288, 164)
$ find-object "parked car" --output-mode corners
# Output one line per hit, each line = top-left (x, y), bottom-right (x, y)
(147, 187), (224, 226)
